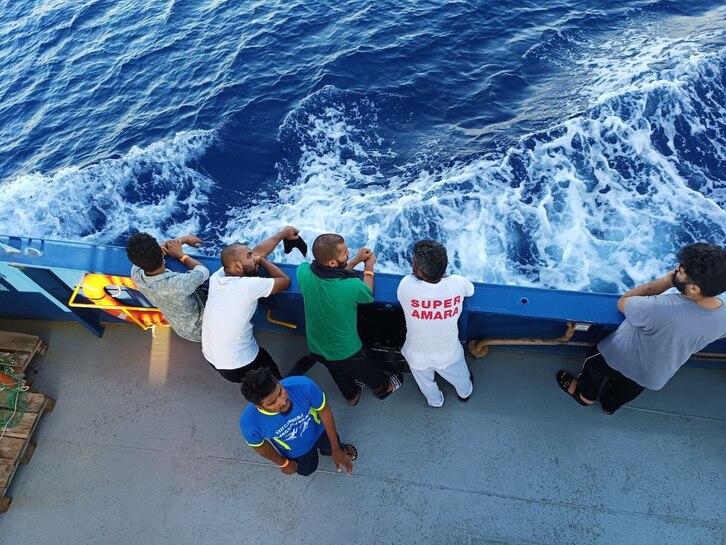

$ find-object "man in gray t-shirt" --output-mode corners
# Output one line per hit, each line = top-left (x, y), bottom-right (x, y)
(557, 243), (726, 415)
(126, 233), (210, 342)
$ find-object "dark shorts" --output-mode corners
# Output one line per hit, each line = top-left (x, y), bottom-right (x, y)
(291, 432), (343, 477)
(315, 348), (389, 399)
(578, 352), (645, 413)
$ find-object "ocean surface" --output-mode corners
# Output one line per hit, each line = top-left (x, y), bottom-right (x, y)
(1, 0), (725, 293)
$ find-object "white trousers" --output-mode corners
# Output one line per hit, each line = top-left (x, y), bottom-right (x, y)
(407, 352), (473, 407)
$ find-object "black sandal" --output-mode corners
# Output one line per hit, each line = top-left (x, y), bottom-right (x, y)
(556, 370), (590, 407)
(342, 443), (358, 461)
(374, 372), (403, 400)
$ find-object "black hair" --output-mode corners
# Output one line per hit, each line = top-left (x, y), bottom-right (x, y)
(126, 232), (163, 272)
(413, 239), (448, 282)
(677, 243), (726, 297)
(312, 233), (345, 262)
(240, 368), (278, 405)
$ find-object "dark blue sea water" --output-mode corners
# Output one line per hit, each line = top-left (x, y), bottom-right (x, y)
(1, 0), (725, 292)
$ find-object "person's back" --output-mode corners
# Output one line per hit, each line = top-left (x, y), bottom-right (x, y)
(398, 274), (474, 368)
(132, 267), (206, 339)
(126, 233), (209, 342)
(397, 240), (474, 407)
(201, 266), (274, 371)
(297, 262), (372, 360)
(200, 232), (296, 383)
(557, 242), (726, 415)
(599, 292), (726, 390)
(296, 233), (402, 405)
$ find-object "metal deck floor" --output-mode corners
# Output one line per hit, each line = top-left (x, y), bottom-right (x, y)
(0, 320), (724, 545)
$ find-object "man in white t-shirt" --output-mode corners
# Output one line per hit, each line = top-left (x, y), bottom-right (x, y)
(202, 226), (299, 383)
(397, 240), (475, 407)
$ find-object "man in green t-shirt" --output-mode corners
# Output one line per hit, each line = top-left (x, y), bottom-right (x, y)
(296, 233), (403, 405)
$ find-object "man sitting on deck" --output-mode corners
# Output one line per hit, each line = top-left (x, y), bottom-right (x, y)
(240, 368), (356, 477)
(201, 226), (299, 383)
(557, 242), (726, 415)
(126, 233), (209, 342)
(296, 233), (403, 405)
(397, 239), (475, 407)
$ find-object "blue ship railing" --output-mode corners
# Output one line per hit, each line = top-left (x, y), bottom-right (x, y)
(1, 235), (724, 363)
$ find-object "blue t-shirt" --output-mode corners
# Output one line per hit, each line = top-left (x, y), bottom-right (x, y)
(240, 376), (326, 458)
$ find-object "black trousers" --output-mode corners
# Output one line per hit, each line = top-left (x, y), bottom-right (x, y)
(286, 354), (318, 377)
(293, 433), (343, 477)
(578, 352), (645, 413)
(214, 347), (282, 383)
(315, 348), (388, 400)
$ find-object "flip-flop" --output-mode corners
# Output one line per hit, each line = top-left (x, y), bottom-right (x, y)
(556, 370), (590, 407)
(375, 372), (403, 400)
(347, 381), (364, 406)
(341, 443), (358, 461)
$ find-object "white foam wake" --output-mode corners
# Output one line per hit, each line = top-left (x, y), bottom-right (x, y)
(0, 129), (216, 244)
(222, 42), (726, 293)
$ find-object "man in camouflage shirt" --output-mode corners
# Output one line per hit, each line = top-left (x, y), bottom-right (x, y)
(126, 233), (209, 342)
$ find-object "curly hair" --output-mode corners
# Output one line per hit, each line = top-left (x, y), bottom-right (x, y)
(312, 233), (345, 263)
(677, 243), (726, 297)
(125, 232), (163, 272)
(413, 239), (448, 282)
(240, 368), (278, 405)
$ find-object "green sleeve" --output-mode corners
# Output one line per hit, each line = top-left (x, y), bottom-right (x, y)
(357, 279), (374, 304)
